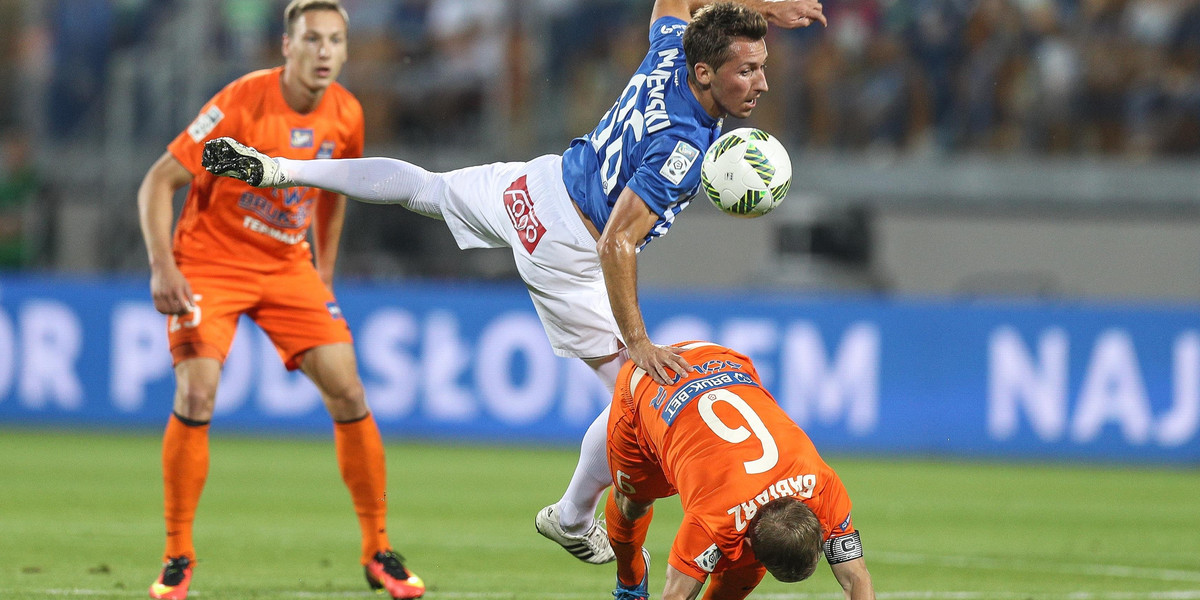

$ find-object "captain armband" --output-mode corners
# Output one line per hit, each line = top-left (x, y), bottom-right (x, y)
(823, 531), (862, 564)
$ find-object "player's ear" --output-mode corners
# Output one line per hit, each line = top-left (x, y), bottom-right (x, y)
(281, 34), (291, 60)
(693, 62), (714, 87)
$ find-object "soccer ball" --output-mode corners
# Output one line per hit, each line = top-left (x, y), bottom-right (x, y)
(700, 128), (792, 218)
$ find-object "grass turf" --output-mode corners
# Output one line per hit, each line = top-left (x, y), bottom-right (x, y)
(0, 428), (1197, 599)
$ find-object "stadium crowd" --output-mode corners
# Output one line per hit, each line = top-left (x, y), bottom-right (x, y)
(12, 0), (1200, 158)
(2, 0), (1200, 273)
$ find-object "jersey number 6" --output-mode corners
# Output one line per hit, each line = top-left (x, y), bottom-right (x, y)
(698, 389), (779, 474)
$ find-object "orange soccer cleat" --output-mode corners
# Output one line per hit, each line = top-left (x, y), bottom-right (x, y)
(365, 550), (425, 599)
(148, 556), (193, 600)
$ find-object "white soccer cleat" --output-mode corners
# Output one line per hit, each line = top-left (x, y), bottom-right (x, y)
(201, 137), (291, 187)
(535, 504), (615, 564)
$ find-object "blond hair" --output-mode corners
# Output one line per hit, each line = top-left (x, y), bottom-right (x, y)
(284, 0), (349, 36)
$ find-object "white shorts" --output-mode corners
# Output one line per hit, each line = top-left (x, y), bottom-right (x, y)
(437, 154), (622, 359)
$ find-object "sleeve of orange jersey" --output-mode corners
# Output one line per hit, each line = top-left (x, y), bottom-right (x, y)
(818, 470), (857, 539)
(166, 81), (247, 177)
(668, 514), (719, 582)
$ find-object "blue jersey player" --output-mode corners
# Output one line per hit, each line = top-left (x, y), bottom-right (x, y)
(201, 0), (826, 568)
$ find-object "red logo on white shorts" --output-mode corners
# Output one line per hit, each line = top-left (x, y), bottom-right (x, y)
(503, 175), (546, 254)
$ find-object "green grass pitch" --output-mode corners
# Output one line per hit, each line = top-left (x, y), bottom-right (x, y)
(0, 428), (1197, 599)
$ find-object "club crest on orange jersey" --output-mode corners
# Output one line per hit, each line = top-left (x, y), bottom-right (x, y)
(290, 128), (314, 148)
(317, 140), (335, 159)
(326, 302), (343, 320)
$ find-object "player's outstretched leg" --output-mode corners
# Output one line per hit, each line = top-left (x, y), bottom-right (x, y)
(148, 556), (193, 600)
(201, 137), (292, 187)
(364, 550), (426, 599)
(612, 547), (651, 600)
(535, 503), (616, 564)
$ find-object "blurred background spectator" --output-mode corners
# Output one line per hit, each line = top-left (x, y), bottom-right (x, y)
(6, 0), (1200, 300)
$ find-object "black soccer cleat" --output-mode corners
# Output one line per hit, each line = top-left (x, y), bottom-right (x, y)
(201, 137), (290, 187)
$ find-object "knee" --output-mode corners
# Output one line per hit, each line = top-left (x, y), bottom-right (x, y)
(615, 491), (652, 521)
(322, 379), (368, 421)
(174, 380), (218, 421)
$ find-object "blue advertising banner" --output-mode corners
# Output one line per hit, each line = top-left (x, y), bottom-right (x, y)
(0, 274), (1196, 464)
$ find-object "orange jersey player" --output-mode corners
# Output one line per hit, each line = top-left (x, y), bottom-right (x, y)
(606, 342), (875, 600)
(135, 2), (422, 600)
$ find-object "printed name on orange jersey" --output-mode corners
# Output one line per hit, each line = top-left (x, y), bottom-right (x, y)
(725, 473), (817, 531)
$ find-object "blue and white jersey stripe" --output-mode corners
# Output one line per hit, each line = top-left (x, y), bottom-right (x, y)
(561, 16), (721, 249)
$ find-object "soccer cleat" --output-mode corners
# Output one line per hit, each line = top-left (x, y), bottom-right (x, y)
(365, 550), (426, 599)
(148, 556), (192, 600)
(535, 504), (615, 564)
(612, 547), (651, 600)
(201, 137), (291, 187)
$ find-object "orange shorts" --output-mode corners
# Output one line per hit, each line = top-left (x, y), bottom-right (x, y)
(167, 261), (352, 370)
(607, 398), (677, 504)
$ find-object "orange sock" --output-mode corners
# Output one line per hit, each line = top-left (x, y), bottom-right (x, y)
(334, 413), (390, 564)
(162, 413), (210, 562)
(606, 494), (653, 587)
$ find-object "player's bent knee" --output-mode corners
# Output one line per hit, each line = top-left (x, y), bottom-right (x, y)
(615, 490), (652, 521)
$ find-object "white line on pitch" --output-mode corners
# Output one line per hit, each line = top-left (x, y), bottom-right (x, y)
(872, 551), (1200, 583)
(31, 590), (1200, 599)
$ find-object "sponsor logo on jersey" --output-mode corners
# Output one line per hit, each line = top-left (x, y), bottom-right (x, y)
(503, 175), (546, 254)
(660, 23), (687, 36)
(291, 128), (314, 148)
(659, 141), (700, 186)
(835, 512), (852, 534)
(661, 370), (756, 425)
(238, 191), (310, 229)
(317, 140), (336, 159)
(241, 216), (307, 244)
(693, 544), (722, 573)
(326, 302), (343, 320)
(187, 105), (225, 142)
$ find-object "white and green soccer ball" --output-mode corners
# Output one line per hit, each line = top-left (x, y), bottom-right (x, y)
(700, 128), (792, 218)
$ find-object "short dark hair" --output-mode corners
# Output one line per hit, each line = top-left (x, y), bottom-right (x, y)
(683, 3), (769, 75)
(747, 496), (824, 583)
(284, 0), (349, 36)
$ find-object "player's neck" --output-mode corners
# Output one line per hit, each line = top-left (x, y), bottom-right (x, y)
(279, 72), (325, 114)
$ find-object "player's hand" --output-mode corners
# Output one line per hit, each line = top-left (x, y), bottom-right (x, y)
(150, 262), (196, 316)
(627, 339), (691, 386)
(761, 0), (827, 29)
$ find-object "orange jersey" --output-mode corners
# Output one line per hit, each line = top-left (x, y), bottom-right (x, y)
(612, 342), (856, 580)
(167, 67), (364, 271)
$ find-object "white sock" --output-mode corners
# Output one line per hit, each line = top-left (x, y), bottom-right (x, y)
(554, 404), (613, 534)
(276, 156), (445, 219)
(553, 351), (628, 534)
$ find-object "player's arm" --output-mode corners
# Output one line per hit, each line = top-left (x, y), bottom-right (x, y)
(830, 557), (874, 600)
(137, 151), (195, 316)
(597, 187), (691, 385)
(651, 0), (826, 28)
(311, 191), (346, 290)
(662, 564), (705, 600)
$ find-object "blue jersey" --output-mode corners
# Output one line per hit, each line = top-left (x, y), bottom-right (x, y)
(561, 16), (722, 248)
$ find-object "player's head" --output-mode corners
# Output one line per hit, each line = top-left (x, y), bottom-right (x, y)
(747, 496), (823, 583)
(282, 0), (349, 93)
(684, 3), (769, 119)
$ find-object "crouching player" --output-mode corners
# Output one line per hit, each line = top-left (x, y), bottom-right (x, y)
(606, 342), (874, 600)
